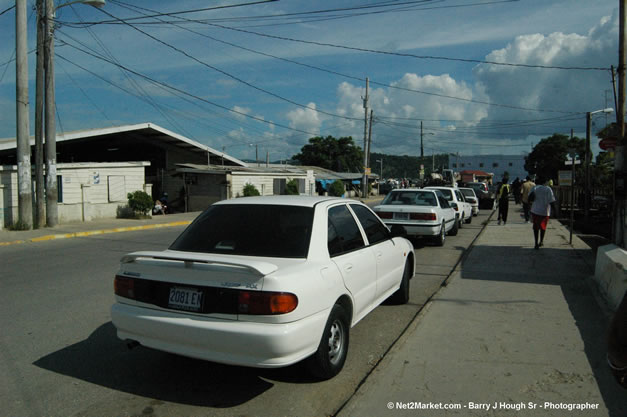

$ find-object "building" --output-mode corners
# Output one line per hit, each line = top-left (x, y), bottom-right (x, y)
(449, 154), (528, 182)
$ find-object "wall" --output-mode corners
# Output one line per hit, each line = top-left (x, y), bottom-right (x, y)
(0, 162), (149, 227)
(230, 170), (315, 198)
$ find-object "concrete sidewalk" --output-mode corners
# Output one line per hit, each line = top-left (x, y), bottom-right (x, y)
(0, 211), (201, 246)
(340, 203), (626, 416)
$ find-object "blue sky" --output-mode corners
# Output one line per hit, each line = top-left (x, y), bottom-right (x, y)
(0, 0), (619, 162)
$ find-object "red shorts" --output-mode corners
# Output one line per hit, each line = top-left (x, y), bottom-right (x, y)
(531, 213), (549, 230)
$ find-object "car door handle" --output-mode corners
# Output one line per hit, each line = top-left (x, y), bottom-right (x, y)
(344, 264), (353, 273)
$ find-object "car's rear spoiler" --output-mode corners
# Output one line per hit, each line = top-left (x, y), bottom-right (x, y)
(120, 251), (278, 276)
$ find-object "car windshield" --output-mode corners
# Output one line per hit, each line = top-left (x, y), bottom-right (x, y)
(381, 190), (437, 206)
(170, 204), (314, 258)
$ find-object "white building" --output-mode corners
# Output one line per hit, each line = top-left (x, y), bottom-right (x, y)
(449, 154), (529, 182)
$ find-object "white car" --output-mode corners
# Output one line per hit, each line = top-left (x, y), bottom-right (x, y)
(424, 186), (473, 226)
(111, 196), (414, 379)
(373, 188), (457, 246)
(459, 187), (479, 216)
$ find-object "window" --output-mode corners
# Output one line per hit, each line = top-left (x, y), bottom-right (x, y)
(57, 175), (63, 203)
(461, 163), (465, 167)
(509, 162), (513, 167)
(350, 204), (389, 245)
(170, 204), (314, 258)
(328, 205), (365, 257)
(108, 176), (126, 202)
(452, 163), (457, 168)
(493, 163), (499, 168)
(479, 163), (484, 168)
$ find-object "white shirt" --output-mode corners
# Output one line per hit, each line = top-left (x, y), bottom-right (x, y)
(530, 185), (556, 217)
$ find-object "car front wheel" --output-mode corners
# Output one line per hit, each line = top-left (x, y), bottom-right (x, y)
(390, 259), (411, 304)
(307, 304), (350, 379)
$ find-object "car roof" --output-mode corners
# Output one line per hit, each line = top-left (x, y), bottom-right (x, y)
(213, 195), (350, 208)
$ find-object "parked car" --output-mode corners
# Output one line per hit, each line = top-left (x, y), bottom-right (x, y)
(459, 187), (479, 216)
(111, 196), (414, 380)
(467, 182), (494, 209)
(424, 186), (472, 226)
(373, 188), (457, 246)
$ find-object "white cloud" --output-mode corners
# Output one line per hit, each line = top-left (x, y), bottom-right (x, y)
(286, 102), (323, 134)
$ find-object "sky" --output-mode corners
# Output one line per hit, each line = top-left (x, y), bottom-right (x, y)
(0, 0), (620, 163)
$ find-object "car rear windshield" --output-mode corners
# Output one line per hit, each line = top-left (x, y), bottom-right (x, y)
(381, 191), (437, 206)
(460, 189), (475, 197)
(170, 204), (314, 258)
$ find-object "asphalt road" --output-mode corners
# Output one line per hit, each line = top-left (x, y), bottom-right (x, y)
(0, 208), (493, 417)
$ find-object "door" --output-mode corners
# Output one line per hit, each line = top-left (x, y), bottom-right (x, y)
(349, 204), (403, 299)
(328, 204), (377, 323)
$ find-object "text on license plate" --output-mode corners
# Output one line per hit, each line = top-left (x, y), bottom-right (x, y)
(394, 212), (409, 220)
(168, 287), (203, 311)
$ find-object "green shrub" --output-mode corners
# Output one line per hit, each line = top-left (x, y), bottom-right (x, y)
(127, 190), (153, 215)
(328, 180), (345, 197)
(285, 179), (300, 195)
(243, 183), (261, 197)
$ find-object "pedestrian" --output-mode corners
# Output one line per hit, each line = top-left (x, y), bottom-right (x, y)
(496, 176), (510, 225)
(529, 176), (556, 249)
(512, 177), (521, 204)
(520, 176), (535, 222)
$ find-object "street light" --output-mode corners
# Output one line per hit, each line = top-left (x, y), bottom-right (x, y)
(585, 107), (614, 220)
(40, 0), (105, 227)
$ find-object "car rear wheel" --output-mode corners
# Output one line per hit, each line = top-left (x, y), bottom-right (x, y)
(465, 213), (472, 224)
(434, 221), (446, 246)
(307, 304), (350, 379)
(390, 259), (411, 304)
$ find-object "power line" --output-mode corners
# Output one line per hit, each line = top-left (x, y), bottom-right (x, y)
(101, 1), (586, 115)
(93, 6), (362, 123)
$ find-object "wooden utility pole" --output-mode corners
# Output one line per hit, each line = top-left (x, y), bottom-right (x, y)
(45, 0), (58, 227)
(615, 0), (626, 247)
(16, 0), (32, 229)
(367, 110), (374, 171)
(362, 78), (369, 198)
(35, 0), (45, 228)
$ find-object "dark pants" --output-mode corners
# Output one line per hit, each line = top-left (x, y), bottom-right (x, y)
(498, 199), (509, 223)
(523, 202), (531, 221)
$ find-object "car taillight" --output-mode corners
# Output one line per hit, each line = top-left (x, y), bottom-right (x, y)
(451, 203), (459, 211)
(377, 211), (393, 219)
(410, 213), (436, 221)
(238, 291), (298, 315)
(114, 275), (135, 299)
(467, 198), (477, 203)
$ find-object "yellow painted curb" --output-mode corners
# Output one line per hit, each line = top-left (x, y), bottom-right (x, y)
(3, 220), (193, 246)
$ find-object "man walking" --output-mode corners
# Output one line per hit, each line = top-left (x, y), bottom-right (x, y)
(497, 176), (510, 225)
(530, 176), (556, 249)
(520, 176), (535, 223)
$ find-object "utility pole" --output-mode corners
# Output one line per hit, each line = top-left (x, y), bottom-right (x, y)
(45, 0), (58, 227)
(362, 78), (369, 198)
(16, 0), (32, 229)
(35, 0), (45, 228)
(367, 110), (374, 171)
(614, 0), (627, 247)
(420, 121), (424, 159)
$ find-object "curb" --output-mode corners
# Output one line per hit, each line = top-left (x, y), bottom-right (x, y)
(0, 220), (192, 247)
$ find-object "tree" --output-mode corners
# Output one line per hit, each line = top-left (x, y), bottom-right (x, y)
(293, 136), (363, 172)
(525, 134), (585, 181)
(285, 179), (300, 195)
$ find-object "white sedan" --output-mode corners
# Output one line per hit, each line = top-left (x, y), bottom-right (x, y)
(424, 186), (473, 226)
(111, 196), (414, 379)
(373, 188), (457, 246)
(459, 187), (479, 216)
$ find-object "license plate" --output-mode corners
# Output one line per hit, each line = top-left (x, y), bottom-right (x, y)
(168, 287), (203, 312)
(394, 212), (409, 220)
